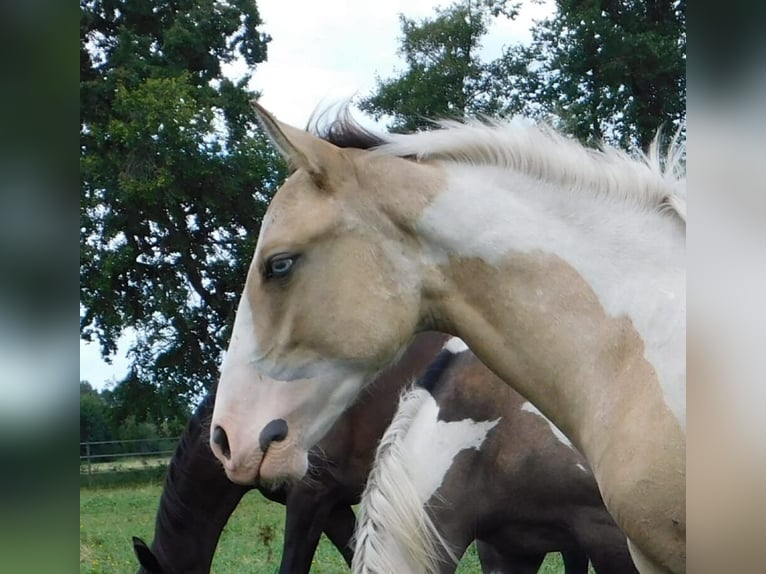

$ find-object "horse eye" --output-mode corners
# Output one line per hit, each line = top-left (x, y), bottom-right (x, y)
(266, 255), (295, 279)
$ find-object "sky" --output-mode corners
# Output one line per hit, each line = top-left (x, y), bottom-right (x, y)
(79, 0), (553, 391)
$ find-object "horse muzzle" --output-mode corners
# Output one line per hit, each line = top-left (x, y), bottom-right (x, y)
(210, 418), (307, 485)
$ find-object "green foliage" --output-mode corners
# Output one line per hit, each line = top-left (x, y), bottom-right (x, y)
(360, 0), (519, 132)
(80, 377), (186, 461)
(492, 0), (686, 149)
(363, 0), (685, 150)
(80, 381), (113, 444)
(104, 370), (190, 438)
(80, 0), (286, 400)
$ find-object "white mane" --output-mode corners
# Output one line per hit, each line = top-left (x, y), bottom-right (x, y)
(374, 119), (686, 222)
(352, 385), (458, 574)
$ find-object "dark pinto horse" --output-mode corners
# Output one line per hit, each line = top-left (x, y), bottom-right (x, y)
(133, 332), (634, 574)
(132, 332), (631, 573)
(133, 332), (449, 574)
(354, 338), (639, 574)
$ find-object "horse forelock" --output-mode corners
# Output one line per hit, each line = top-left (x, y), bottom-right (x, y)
(310, 105), (686, 222)
(416, 345), (461, 395)
(309, 105), (387, 151)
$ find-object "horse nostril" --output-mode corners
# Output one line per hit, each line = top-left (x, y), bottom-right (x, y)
(259, 418), (288, 452)
(212, 425), (231, 460)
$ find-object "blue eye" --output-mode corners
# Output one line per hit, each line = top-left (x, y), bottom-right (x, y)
(266, 255), (296, 279)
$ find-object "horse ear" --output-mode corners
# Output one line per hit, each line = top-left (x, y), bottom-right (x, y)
(132, 536), (163, 573)
(250, 100), (336, 190)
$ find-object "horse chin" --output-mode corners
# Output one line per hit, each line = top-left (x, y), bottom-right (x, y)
(222, 462), (261, 487)
(259, 446), (309, 485)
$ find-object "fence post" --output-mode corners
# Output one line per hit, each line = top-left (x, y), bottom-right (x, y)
(86, 441), (92, 487)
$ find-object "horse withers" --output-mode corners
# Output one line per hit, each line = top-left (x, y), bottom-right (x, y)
(133, 332), (449, 573)
(355, 338), (638, 574)
(210, 104), (685, 573)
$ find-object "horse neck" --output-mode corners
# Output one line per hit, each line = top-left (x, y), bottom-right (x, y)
(151, 398), (251, 571)
(414, 165), (686, 453)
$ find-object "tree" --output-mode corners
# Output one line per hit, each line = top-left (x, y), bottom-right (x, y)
(360, 0), (518, 132)
(363, 0), (685, 151)
(80, 381), (113, 446)
(488, 0), (686, 150)
(104, 370), (191, 438)
(80, 0), (285, 401)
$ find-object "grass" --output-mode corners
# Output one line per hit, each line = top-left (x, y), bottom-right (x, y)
(80, 479), (572, 573)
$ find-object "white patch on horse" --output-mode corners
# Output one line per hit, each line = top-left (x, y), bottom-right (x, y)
(405, 392), (500, 503)
(415, 142), (686, 429)
(353, 387), (499, 574)
(221, 294), (260, 376)
(521, 402), (574, 450)
(576, 463), (589, 473)
(442, 336), (468, 355)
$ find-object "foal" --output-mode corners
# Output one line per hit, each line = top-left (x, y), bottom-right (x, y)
(210, 106), (685, 573)
(355, 339), (638, 574)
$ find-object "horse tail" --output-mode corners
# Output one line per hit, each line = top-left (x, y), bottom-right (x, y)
(352, 385), (459, 574)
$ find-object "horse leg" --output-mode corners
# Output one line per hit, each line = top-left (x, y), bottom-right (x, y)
(278, 490), (339, 574)
(321, 503), (356, 566)
(585, 540), (640, 574)
(561, 549), (589, 574)
(476, 540), (545, 574)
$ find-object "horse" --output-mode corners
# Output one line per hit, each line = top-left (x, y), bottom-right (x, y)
(354, 337), (638, 574)
(209, 103), (686, 574)
(132, 333), (628, 574)
(133, 331), (450, 573)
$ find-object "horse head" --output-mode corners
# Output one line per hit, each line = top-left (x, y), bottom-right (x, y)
(210, 104), (442, 485)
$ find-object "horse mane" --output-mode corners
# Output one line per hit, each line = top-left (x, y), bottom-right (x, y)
(353, 384), (459, 574)
(314, 107), (686, 223)
(154, 394), (215, 537)
(308, 105), (387, 151)
(415, 344), (461, 394)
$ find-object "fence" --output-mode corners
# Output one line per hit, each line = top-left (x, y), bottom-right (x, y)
(80, 436), (181, 486)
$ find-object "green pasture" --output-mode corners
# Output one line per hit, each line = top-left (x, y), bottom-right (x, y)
(80, 471), (573, 573)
